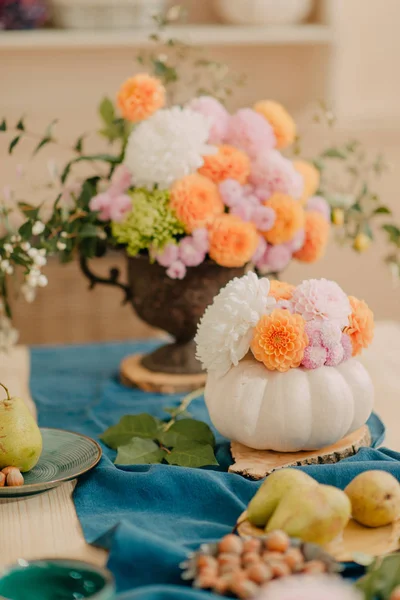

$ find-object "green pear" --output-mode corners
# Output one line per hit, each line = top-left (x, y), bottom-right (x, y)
(266, 484), (351, 545)
(345, 470), (400, 528)
(247, 468), (317, 527)
(0, 383), (42, 472)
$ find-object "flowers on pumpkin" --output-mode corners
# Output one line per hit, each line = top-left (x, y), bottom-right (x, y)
(124, 107), (215, 190)
(199, 145), (251, 184)
(208, 214), (259, 268)
(195, 272), (275, 377)
(170, 173), (224, 233)
(291, 278), (351, 328)
(251, 309), (308, 372)
(117, 74), (165, 122)
(344, 296), (374, 356)
(254, 100), (296, 149)
(263, 193), (305, 245)
(294, 211), (330, 263)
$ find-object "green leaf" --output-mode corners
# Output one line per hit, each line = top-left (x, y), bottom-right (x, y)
(99, 97), (115, 126)
(9, 135), (21, 154)
(79, 223), (99, 238)
(321, 147), (347, 159)
(44, 119), (58, 138)
(159, 419), (215, 448)
(115, 437), (165, 465)
(373, 206), (392, 215)
(101, 413), (162, 449)
(61, 154), (120, 184)
(18, 221), (33, 239)
(363, 223), (374, 240)
(382, 224), (400, 246)
(163, 407), (192, 420)
(166, 441), (218, 468)
(18, 202), (40, 220)
(33, 136), (52, 156)
(16, 117), (25, 131)
(356, 554), (400, 600)
(0, 119), (6, 132)
(74, 135), (85, 153)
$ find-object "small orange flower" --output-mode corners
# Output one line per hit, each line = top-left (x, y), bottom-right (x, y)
(269, 280), (296, 301)
(293, 160), (320, 205)
(117, 74), (165, 122)
(263, 193), (305, 245)
(294, 211), (330, 263)
(209, 214), (258, 268)
(344, 296), (374, 356)
(170, 173), (224, 234)
(199, 145), (251, 184)
(251, 309), (308, 372)
(254, 100), (296, 149)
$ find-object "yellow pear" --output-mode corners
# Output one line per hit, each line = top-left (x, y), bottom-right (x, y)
(345, 470), (400, 527)
(247, 468), (317, 527)
(266, 484), (351, 545)
(0, 383), (43, 472)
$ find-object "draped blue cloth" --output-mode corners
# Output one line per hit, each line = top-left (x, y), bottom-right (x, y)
(31, 341), (399, 599)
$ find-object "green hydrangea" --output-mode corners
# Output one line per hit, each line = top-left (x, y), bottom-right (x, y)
(111, 188), (185, 256)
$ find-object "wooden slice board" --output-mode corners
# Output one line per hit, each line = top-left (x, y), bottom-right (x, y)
(229, 426), (371, 479)
(120, 353), (207, 394)
(237, 510), (400, 562)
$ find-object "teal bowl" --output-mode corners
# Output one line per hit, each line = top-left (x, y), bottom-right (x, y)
(0, 559), (115, 600)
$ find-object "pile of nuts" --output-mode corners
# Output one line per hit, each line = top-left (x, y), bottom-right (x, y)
(189, 532), (335, 599)
(0, 467), (24, 487)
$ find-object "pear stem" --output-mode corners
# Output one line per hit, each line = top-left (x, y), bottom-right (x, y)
(0, 383), (11, 401)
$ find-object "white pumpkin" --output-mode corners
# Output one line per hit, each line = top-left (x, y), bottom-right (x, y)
(205, 356), (374, 452)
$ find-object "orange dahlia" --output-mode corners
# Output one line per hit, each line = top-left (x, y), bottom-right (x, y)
(199, 145), (251, 185)
(254, 100), (296, 149)
(263, 193), (305, 245)
(209, 214), (259, 268)
(170, 173), (224, 233)
(294, 211), (330, 263)
(293, 160), (320, 205)
(117, 74), (165, 122)
(251, 309), (308, 372)
(344, 296), (374, 356)
(269, 280), (296, 301)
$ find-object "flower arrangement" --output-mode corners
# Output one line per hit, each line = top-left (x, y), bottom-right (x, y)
(196, 272), (374, 377)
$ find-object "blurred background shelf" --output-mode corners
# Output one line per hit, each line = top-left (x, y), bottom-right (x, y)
(0, 24), (333, 50)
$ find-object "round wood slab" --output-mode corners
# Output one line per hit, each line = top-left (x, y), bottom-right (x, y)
(120, 353), (207, 394)
(229, 425), (371, 479)
(236, 510), (400, 562)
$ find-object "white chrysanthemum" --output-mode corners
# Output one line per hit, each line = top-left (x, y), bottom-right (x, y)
(195, 272), (276, 377)
(124, 107), (215, 190)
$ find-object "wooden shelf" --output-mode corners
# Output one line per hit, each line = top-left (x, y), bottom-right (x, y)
(0, 25), (333, 50)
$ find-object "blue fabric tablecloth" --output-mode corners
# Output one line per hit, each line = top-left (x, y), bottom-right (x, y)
(30, 340), (400, 600)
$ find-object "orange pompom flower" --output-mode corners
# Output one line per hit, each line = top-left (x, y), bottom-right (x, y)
(344, 296), (374, 356)
(198, 145), (251, 184)
(170, 173), (224, 233)
(117, 74), (166, 122)
(251, 309), (308, 372)
(209, 214), (258, 268)
(294, 211), (330, 263)
(254, 100), (296, 149)
(293, 160), (320, 204)
(263, 193), (305, 245)
(269, 280), (296, 301)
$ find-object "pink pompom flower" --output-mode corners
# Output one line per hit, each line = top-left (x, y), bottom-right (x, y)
(218, 179), (244, 208)
(89, 192), (112, 221)
(325, 343), (345, 366)
(179, 237), (206, 267)
(108, 194), (132, 222)
(307, 195), (331, 222)
(187, 96), (230, 144)
(231, 202), (253, 222)
(320, 321), (342, 350)
(302, 345), (328, 369)
(155, 243), (179, 267)
(291, 278), (351, 328)
(110, 164), (132, 195)
(226, 108), (276, 158)
(252, 205), (276, 232)
(167, 260), (187, 280)
(286, 228), (305, 253)
(255, 243), (292, 274)
(192, 228), (210, 253)
(252, 235), (268, 264)
(250, 150), (304, 200)
(341, 332), (353, 362)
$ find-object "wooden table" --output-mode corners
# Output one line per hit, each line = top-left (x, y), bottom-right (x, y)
(1, 322), (400, 567)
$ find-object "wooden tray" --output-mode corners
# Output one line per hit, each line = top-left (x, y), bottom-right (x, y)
(236, 511), (400, 562)
(229, 426), (371, 479)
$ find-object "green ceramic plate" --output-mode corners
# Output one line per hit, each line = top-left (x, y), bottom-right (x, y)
(0, 428), (102, 499)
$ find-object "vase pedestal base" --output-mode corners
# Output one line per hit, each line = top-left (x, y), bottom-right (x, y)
(120, 353), (206, 395)
(229, 425), (371, 479)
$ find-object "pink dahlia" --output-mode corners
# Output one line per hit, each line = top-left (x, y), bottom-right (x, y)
(218, 179), (244, 208)
(179, 237), (206, 267)
(110, 164), (132, 195)
(256, 575), (362, 600)
(192, 228), (210, 253)
(250, 150), (304, 200)
(291, 278), (352, 328)
(108, 194), (132, 222)
(307, 195), (331, 222)
(226, 108), (276, 158)
(252, 205), (276, 232)
(166, 260), (186, 280)
(231, 201), (253, 222)
(255, 243), (292, 274)
(89, 192), (112, 221)
(187, 96), (230, 144)
(155, 243), (179, 267)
